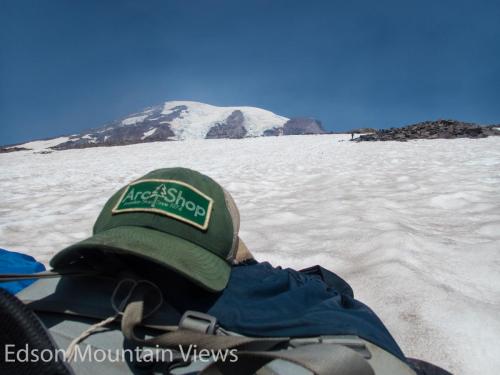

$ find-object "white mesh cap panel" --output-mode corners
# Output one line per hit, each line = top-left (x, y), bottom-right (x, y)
(222, 188), (240, 261)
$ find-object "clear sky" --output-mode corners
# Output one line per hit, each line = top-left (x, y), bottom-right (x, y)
(1, 0), (499, 145)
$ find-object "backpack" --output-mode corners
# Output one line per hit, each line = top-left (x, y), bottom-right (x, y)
(0, 269), (449, 375)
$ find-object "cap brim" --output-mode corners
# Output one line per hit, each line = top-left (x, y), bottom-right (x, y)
(50, 226), (230, 292)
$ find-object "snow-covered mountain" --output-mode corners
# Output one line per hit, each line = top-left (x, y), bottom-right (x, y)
(2, 101), (325, 152)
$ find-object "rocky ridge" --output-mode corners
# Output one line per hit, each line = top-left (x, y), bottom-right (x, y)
(354, 120), (500, 142)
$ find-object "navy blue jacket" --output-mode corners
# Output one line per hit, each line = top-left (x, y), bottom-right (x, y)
(164, 260), (406, 361)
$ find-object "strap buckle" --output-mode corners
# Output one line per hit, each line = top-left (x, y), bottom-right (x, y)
(290, 336), (372, 359)
(179, 310), (218, 335)
(321, 336), (372, 359)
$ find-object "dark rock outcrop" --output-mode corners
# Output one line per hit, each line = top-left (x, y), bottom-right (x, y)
(354, 120), (500, 142)
(262, 118), (326, 136)
(49, 103), (179, 150)
(160, 105), (187, 122)
(283, 118), (326, 135)
(263, 127), (283, 136)
(142, 125), (176, 142)
(206, 110), (248, 139)
(0, 146), (31, 153)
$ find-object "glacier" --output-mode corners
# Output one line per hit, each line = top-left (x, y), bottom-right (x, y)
(160, 100), (289, 140)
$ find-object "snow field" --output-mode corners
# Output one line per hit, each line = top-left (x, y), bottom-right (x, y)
(1, 134), (499, 374)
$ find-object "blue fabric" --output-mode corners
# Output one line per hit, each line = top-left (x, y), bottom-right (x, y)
(0, 248), (45, 294)
(167, 260), (406, 362)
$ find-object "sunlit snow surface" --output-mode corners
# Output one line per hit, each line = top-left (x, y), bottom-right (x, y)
(14, 136), (71, 151)
(1, 134), (499, 374)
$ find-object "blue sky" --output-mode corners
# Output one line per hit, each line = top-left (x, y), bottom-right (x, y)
(1, 0), (499, 145)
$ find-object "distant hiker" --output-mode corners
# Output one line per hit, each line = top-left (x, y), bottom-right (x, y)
(351, 132), (355, 139)
(1, 167), (450, 375)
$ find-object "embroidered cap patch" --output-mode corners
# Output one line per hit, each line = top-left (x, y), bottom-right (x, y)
(112, 179), (214, 230)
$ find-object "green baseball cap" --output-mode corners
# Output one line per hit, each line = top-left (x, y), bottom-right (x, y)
(50, 167), (240, 292)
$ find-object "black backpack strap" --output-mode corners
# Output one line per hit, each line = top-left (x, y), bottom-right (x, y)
(120, 283), (287, 352)
(0, 268), (98, 282)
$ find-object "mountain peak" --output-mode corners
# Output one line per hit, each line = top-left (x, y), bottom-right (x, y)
(1, 101), (326, 152)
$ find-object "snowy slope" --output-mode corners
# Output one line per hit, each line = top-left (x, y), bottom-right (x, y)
(11, 136), (72, 152)
(1, 135), (500, 374)
(162, 101), (289, 140)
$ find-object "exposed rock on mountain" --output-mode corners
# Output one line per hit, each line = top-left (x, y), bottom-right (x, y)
(283, 118), (326, 135)
(52, 122), (176, 150)
(264, 118), (325, 136)
(205, 110), (248, 139)
(0, 146), (30, 153)
(354, 120), (500, 142)
(262, 128), (283, 136)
